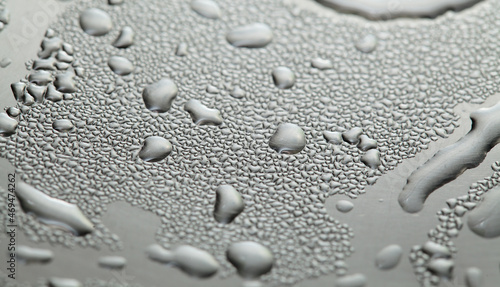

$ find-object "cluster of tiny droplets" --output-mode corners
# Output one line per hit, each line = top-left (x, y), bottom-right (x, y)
(1, 0), (500, 285)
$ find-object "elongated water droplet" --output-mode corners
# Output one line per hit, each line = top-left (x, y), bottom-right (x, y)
(53, 119), (74, 132)
(0, 112), (18, 136)
(375, 244), (402, 270)
(48, 278), (82, 287)
(108, 56), (134, 76)
(146, 244), (174, 264)
(227, 241), (273, 279)
(311, 57), (333, 70)
(17, 246), (54, 264)
(323, 131), (342, 144)
(15, 181), (94, 236)
(226, 23), (273, 48)
(98, 256), (127, 269)
(184, 99), (223, 125)
(190, 0), (221, 19)
(174, 245), (220, 278)
(427, 258), (454, 278)
(214, 185), (244, 223)
(80, 8), (113, 36)
(334, 273), (366, 287)
(269, 123), (306, 154)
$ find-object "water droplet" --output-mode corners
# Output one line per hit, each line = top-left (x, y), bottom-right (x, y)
(315, 0), (482, 20)
(29, 70), (54, 86)
(230, 86), (245, 99)
(175, 43), (188, 56)
(46, 84), (64, 102)
(174, 245), (220, 278)
(52, 119), (74, 132)
(355, 34), (377, 53)
(272, 67), (295, 89)
(142, 79), (178, 113)
(190, 0), (221, 19)
(108, 56), (134, 76)
(108, 0), (124, 5)
(27, 84), (46, 102)
(357, 135), (377, 151)
(336, 200), (354, 213)
(374, 244), (402, 270)
(38, 37), (63, 59)
(467, 187), (500, 238)
(227, 241), (274, 279)
(399, 101), (500, 213)
(311, 57), (333, 70)
(113, 26), (134, 48)
(15, 181), (94, 236)
(360, 149), (381, 169)
(323, 131), (343, 144)
(0, 8), (10, 24)
(422, 241), (451, 258)
(427, 258), (454, 278)
(226, 23), (273, 48)
(80, 8), (113, 36)
(33, 58), (57, 71)
(0, 112), (18, 136)
(17, 245), (54, 264)
(54, 71), (77, 93)
(48, 278), (82, 287)
(334, 273), (367, 287)
(6, 107), (20, 117)
(214, 185), (244, 223)
(98, 256), (127, 269)
(342, 127), (363, 144)
(0, 57), (12, 68)
(184, 99), (223, 125)
(465, 267), (483, 287)
(146, 244), (174, 263)
(11, 82), (26, 102)
(138, 136), (172, 162)
(269, 123), (306, 154)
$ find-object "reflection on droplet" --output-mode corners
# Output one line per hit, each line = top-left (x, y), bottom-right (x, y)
(108, 56), (134, 76)
(53, 119), (74, 132)
(138, 136), (172, 162)
(227, 241), (274, 279)
(272, 67), (295, 89)
(15, 181), (94, 236)
(184, 99), (223, 125)
(468, 187), (500, 238)
(80, 8), (113, 36)
(0, 112), (18, 136)
(98, 256), (127, 269)
(334, 273), (367, 287)
(226, 23), (273, 48)
(113, 26), (134, 48)
(214, 185), (244, 223)
(190, 0), (221, 19)
(17, 245), (54, 264)
(336, 200), (354, 213)
(269, 123), (306, 154)
(374, 244), (402, 270)
(142, 79), (178, 113)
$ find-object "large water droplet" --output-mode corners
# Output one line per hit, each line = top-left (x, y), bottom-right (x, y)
(227, 241), (273, 279)
(269, 123), (306, 154)
(184, 99), (223, 125)
(374, 244), (402, 270)
(112, 26), (134, 48)
(214, 185), (244, 223)
(79, 8), (113, 36)
(142, 79), (178, 113)
(190, 0), (221, 19)
(108, 56), (134, 76)
(467, 187), (500, 238)
(17, 246), (54, 264)
(174, 245), (220, 278)
(15, 181), (94, 236)
(138, 136), (172, 162)
(226, 23), (273, 48)
(0, 112), (18, 136)
(272, 67), (295, 89)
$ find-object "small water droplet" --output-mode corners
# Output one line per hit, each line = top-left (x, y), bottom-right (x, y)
(427, 258), (454, 278)
(355, 34), (377, 53)
(108, 56), (134, 76)
(311, 57), (333, 70)
(342, 127), (363, 144)
(48, 278), (82, 287)
(465, 267), (483, 287)
(468, 187), (500, 238)
(53, 119), (74, 132)
(190, 0), (221, 19)
(336, 200), (354, 213)
(98, 256), (127, 269)
(272, 67), (295, 89)
(226, 23), (273, 48)
(17, 245), (54, 264)
(80, 8), (113, 36)
(227, 241), (274, 279)
(269, 123), (306, 154)
(138, 136), (172, 162)
(374, 244), (402, 270)
(0, 57), (12, 68)
(214, 185), (244, 223)
(323, 131), (342, 144)
(142, 79), (178, 113)
(113, 26), (134, 48)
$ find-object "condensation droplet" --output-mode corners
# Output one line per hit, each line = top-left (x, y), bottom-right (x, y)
(190, 0), (221, 19)
(98, 256), (127, 269)
(214, 185), (244, 223)
(17, 246), (54, 264)
(374, 244), (402, 270)
(113, 26), (134, 48)
(52, 119), (74, 132)
(227, 241), (274, 279)
(48, 277), (82, 287)
(311, 57), (333, 70)
(142, 79), (178, 113)
(465, 267), (483, 287)
(184, 99), (223, 125)
(226, 23), (273, 48)
(467, 187), (500, 238)
(0, 112), (18, 136)
(334, 273), (367, 287)
(272, 67), (295, 89)
(269, 123), (306, 154)
(138, 136), (172, 162)
(108, 56), (134, 76)
(336, 200), (354, 213)
(361, 149), (381, 169)
(427, 258), (454, 278)
(79, 8), (113, 36)
(342, 127), (363, 144)
(355, 34), (377, 53)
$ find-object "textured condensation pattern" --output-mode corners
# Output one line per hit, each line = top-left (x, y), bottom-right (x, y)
(410, 161), (500, 286)
(0, 0), (500, 285)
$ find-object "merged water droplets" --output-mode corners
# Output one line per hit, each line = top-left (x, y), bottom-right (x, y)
(79, 8), (113, 36)
(138, 136), (172, 162)
(226, 241), (274, 279)
(15, 181), (94, 236)
(269, 123), (306, 154)
(184, 99), (223, 125)
(226, 23), (273, 48)
(142, 79), (178, 113)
